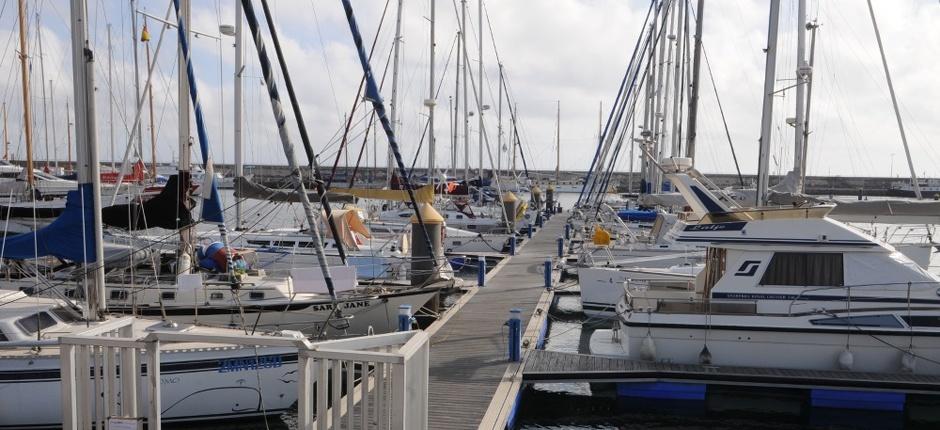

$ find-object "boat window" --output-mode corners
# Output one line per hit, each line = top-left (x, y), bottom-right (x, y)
(275, 241), (296, 247)
(49, 307), (81, 323)
(0, 330), (7, 341)
(16, 312), (58, 335)
(810, 315), (902, 328)
(452, 241), (462, 246)
(64, 289), (76, 298)
(467, 225), (477, 230)
(161, 292), (176, 301)
(246, 240), (269, 246)
(901, 315), (940, 327)
(249, 292), (265, 300)
(210, 292), (224, 300)
(18, 286), (34, 295)
(456, 214), (464, 219)
(760, 252), (843, 287)
(110, 290), (129, 300)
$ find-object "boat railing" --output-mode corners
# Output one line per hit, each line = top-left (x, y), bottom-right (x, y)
(59, 317), (429, 430)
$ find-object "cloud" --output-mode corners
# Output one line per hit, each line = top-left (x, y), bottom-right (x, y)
(1, 0), (936, 179)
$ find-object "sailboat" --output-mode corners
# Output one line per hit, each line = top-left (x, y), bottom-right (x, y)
(0, 1), (301, 426)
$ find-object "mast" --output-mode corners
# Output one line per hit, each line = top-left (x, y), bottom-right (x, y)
(107, 23), (115, 169)
(388, 0), (403, 187)
(452, 29), (459, 181)
(66, 100), (72, 171)
(426, 0), (436, 179)
(17, 0), (34, 185)
(800, 20), (819, 189)
(38, 11), (51, 171)
(685, 0), (704, 159)
(496, 63), (503, 179)
(177, 0), (194, 274)
(866, 0), (920, 199)
(511, 102), (517, 176)
(792, 0), (807, 192)
(755, 0), (781, 206)
(50, 80), (58, 169)
(130, 0), (144, 162)
(234, 1), (244, 227)
(70, 0), (107, 317)
(2, 104), (7, 160)
(143, 21), (157, 178)
(476, 0), (483, 198)
(461, 0), (469, 183)
(555, 100), (560, 184)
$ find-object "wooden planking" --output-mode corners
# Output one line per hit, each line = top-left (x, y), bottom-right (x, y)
(426, 215), (566, 430)
(523, 350), (940, 393)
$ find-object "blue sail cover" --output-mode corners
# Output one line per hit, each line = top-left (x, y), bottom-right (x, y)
(0, 183), (96, 262)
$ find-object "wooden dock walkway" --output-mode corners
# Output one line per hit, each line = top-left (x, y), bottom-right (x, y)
(523, 349), (940, 394)
(424, 214), (565, 429)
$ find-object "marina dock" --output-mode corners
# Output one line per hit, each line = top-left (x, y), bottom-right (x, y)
(424, 213), (564, 429)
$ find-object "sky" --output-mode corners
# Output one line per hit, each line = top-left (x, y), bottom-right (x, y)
(0, 0), (937, 179)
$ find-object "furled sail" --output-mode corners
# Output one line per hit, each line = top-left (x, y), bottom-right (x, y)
(0, 184), (96, 262)
(101, 174), (195, 230)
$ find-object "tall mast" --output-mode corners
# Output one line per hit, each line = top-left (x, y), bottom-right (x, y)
(866, 0), (920, 199)
(130, 0), (144, 162)
(107, 23), (115, 169)
(37, 11), (51, 170)
(2, 103), (7, 160)
(792, 0), (807, 192)
(452, 28), (460, 180)
(756, 0), (781, 206)
(426, 0), (436, 179)
(143, 21), (157, 178)
(685, 0), (704, 159)
(177, 0), (194, 273)
(17, 0), (34, 185)
(800, 20), (819, 189)
(476, 0), (484, 198)
(555, 100), (560, 184)
(234, 1), (244, 227)
(496, 63), (503, 179)
(50, 80), (58, 169)
(511, 102), (517, 176)
(70, 0), (107, 317)
(388, 0), (403, 187)
(461, 0), (469, 182)
(66, 100), (72, 171)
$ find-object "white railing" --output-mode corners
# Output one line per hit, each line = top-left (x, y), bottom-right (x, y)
(59, 318), (428, 430)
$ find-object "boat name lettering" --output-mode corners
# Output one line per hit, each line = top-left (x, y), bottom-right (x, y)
(684, 221), (747, 232)
(311, 301), (371, 312)
(218, 355), (283, 373)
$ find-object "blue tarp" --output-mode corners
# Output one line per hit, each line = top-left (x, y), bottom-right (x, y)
(0, 183), (96, 262)
(617, 209), (658, 222)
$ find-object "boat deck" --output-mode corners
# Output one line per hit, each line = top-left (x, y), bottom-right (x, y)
(425, 213), (564, 429)
(522, 349), (940, 394)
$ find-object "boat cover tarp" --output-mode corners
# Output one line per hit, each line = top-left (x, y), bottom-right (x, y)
(101, 174), (195, 230)
(828, 200), (940, 224)
(321, 209), (372, 251)
(331, 184), (434, 203)
(234, 176), (355, 203)
(234, 176), (433, 204)
(0, 183), (96, 262)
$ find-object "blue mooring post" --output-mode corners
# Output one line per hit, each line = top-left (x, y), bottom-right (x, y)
(478, 258), (487, 287)
(537, 212), (544, 228)
(557, 237), (564, 258)
(508, 308), (522, 362)
(397, 304), (412, 331)
(527, 226), (533, 239)
(544, 259), (553, 290)
(509, 236), (516, 256)
(564, 223), (570, 240)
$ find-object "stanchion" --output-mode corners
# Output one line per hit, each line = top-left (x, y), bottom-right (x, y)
(509, 236), (516, 256)
(477, 258), (487, 287)
(544, 259), (553, 290)
(557, 237), (564, 258)
(508, 308), (522, 362)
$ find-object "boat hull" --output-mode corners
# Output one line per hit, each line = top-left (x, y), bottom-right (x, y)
(0, 347), (299, 429)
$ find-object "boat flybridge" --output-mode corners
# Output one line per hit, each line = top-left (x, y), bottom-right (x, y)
(591, 169), (940, 374)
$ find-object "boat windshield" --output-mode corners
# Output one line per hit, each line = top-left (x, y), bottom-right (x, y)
(16, 312), (58, 335)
